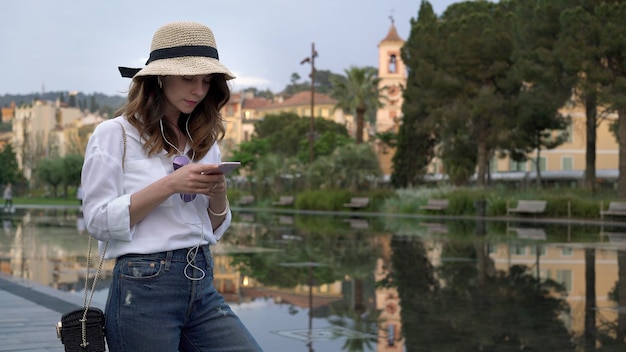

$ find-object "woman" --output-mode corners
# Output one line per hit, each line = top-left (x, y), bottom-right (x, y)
(3, 183), (11, 211)
(81, 21), (262, 352)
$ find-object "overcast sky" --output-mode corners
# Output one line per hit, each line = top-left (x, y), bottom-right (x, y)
(0, 0), (460, 97)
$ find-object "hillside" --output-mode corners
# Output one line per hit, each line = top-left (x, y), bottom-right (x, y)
(0, 91), (126, 113)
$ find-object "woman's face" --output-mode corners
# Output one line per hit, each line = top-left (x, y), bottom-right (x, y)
(161, 75), (212, 118)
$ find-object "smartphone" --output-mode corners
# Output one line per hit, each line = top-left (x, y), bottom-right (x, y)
(202, 161), (241, 175)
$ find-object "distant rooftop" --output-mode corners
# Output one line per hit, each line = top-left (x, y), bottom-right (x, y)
(242, 97), (270, 110)
(260, 91), (337, 110)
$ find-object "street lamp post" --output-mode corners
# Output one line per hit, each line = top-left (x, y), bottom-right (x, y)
(301, 42), (318, 163)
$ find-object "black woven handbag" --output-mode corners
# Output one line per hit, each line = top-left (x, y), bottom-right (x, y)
(56, 235), (108, 351)
(57, 307), (106, 352)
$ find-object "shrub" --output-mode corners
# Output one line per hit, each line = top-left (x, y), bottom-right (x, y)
(295, 189), (352, 211)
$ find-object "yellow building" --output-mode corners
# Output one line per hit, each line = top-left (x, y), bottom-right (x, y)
(1, 101), (15, 123)
(240, 95), (270, 143)
(220, 92), (242, 159)
(491, 106), (619, 182)
(256, 91), (350, 127)
(7, 98), (107, 180)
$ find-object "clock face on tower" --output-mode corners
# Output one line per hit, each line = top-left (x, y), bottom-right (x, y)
(387, 84), (400, 97)
(387, 84), (400, 98)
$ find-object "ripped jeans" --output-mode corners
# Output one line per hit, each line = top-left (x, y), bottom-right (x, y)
(105, 245), (263, 352)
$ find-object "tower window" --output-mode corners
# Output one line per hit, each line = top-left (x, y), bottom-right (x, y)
(389, 54), (397, 73)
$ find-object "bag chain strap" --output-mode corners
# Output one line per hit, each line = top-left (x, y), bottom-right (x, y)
(79, 120), (126, 348)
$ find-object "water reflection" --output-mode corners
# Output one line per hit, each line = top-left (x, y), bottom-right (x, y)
(2, 208), (626, 350)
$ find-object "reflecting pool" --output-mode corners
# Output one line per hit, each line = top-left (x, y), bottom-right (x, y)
(2, 207), (626, 351)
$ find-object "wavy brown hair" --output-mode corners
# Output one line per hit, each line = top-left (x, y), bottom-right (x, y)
(116, 74), (230, 161)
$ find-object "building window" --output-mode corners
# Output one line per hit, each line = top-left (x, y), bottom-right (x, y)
(530, 157), (546, 172)
(530, 244), (546, 256)
(562, 157), (573, 171)
(510, 244), (526, 256)
(509, 160), (526, 172)
(556, 270), (572, 292)
(490, 157), (498, 173)
(561, 247), (573, 256)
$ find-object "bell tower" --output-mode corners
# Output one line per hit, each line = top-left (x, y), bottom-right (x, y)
(376, 17), (406, 177)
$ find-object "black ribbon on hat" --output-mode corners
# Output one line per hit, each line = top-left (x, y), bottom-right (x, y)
(119, 45), (220, 78)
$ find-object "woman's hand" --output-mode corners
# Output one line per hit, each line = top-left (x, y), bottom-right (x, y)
(169, 163), (227, 198)
(128, 163), (227, 227)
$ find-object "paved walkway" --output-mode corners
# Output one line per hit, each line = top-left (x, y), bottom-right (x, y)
(0, 274), (104, 352)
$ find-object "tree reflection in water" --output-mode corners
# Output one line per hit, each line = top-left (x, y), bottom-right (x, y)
(4, 208), (626, 350)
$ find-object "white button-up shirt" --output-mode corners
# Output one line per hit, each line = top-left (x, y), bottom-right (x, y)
(81, 116), (231, 259)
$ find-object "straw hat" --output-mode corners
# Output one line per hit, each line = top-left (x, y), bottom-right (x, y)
(119, 21), (235, 80)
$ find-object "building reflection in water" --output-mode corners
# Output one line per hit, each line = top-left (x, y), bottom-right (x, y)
(2, 208), (626, 350)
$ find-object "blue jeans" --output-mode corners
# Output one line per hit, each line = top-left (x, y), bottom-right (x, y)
(105, 245), (263, 352)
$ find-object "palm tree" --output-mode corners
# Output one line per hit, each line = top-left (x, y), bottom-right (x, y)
(254, 153), (302, 197)
(331, 66), (382, 144)
(306, 144), (381, 192)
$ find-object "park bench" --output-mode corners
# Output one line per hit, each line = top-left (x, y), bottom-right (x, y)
(278, 215), (294, 225)
(239, 213), (255, 222)
(343, 218), (369, 229)
(509, 227), (547, 240)
(507, 200), (547, 216)
(419, 199), (449, 212)
(600, 202), (626, 218)
(601, 232), (626, 244)
(272, 196), (295, 206)
(421, 222), (448, 234)
(343, 197), (369, 210)
(236, 195), (255, 206)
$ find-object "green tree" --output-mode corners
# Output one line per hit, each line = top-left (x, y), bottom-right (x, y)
(89, 94), (99, 113)
(392, 1), (439, 188)
(437, 1), (520, 187)
(0, 144), (19, 184)
(556, 0), (609, 192)
(509, 0), (574, 187)
(62, 154), (84, 198)
(253, 153), (302, 198)
(242, 87), (274, 100)
(231, 138), (270, 173)
(397, 1), (521, 187)
(0, 121), (11, 132)
(36, 157), (64, 197)
(441, 128), (477, 186)
(307, 143), (381, 192)
(246, 111), (350, 163)
(68, 94), (76, 107)
(282, 72), (310, 95)
(595, 2), (626, 199)
(313, 69), (346, 94)
(290, 72), (300, 85)
(296, 130), (351, 165)
(330, 66), (381, 144)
